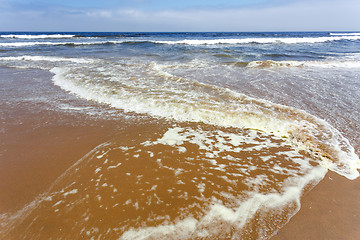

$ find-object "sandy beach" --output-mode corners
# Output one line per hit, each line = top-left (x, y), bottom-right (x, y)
(272, 171), (360, 240)
(2, 77), (359, 239)
(1, 31), (360, 239)
(2, 104), (359, 239)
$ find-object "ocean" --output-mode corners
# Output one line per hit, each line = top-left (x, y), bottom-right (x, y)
(0, 32), (359, 239)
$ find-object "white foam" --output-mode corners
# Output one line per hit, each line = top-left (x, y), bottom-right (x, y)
(63, 189), (78, 197)
(0, 42), (60, 47)
(145, 126), (318, 178)
(58, 105), (94, 111)
(0, 40), (125, 47)
(2, 36), (358, 48)
(120, 165), (326, 239)
(50, 63), (360, 180)
(120, 218), (198, 240)
(108, 163), (122, 169)
(246, 60), (360, 69)
(146, 127), (187, 146)
(96, 150), (109, 159)
(0, 34), (76, 39)
(53, 200), (63, 207)
(156, 36), (360, 45)
(329, 33), (360, 36)
(0, 55), (94, 64)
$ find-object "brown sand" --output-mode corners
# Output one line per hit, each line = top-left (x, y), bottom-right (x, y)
(0, 109), (125, 213)
(1, 67), (359, 238)
(2, 106), (359, 239)
(272, 171), (360, 240)
(2, 103), (359, 239)
(3, 112), (359, 240)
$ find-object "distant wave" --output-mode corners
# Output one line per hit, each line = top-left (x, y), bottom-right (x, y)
(0, 55), (95, 64)
(0, 34), (76, 39)
(156, 36), (360, 45)
(0, 40), (160, 48)
(0, 40), (125, 47)
(245, 60), (360, 68)
(1, 36), (360, 48)
(329, 33), (360, 36)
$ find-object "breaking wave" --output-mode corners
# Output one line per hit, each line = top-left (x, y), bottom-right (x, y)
(0, 55), (95, 64)
(245, 60), (360, 68)
(0, 34), (76, 39)
(1, 52), (359, 239)
(0, 55), (358, 180)
(49, 60), (360, 180)
(0, 40), (125, 48)
(1, 35), (360, 49)
(156, 36), (360, 45)
(329, 33), (360, 36)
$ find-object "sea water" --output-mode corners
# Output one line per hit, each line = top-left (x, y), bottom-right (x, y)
(0, 32), (359, 239)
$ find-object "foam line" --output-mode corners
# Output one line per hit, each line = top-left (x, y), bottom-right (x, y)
(50, 62), (360, 180)
(0, 34), (75, 39)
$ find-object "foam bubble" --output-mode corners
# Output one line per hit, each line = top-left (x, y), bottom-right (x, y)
(156, 36), (360, 45)
(63, 189), (78, 197)
(246, 60), (360, 69)
(50, 62), (360, 179)
(0, 125), (329, 239)
(117, 127), (328, 239)
(0, 55), (94, 64)
(118, 126), (327, 238)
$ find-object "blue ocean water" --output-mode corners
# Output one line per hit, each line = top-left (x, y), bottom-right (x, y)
(1, 32), (360, 62)
(1, 32), (360, 239)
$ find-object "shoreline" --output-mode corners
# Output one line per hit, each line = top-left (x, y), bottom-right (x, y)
(1, 67), (359, 239)
(2, 106), (358, 238)
(0, 66), (132, 213)
(3, 112), (358, 239)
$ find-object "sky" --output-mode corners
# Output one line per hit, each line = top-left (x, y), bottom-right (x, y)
(0, 0), (359, 32)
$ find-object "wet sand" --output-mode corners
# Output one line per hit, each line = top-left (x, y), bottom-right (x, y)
(272, 171), (360, 240)
(0, 111), (123, 213)
(2, 106), (359, 239)
(1, 67), (359, 239)
(0, 66), (131, 213)
(3, 113), (359, 239)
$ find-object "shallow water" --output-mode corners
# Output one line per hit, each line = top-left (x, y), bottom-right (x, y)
(0, 32), (359, 239)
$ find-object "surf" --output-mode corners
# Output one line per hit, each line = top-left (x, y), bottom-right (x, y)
(49, 59), (359, 180)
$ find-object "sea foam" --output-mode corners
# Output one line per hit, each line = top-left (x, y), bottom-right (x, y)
(329, 33), (360, 36)
(50, 60), (360, 180)
(246, 60), (360, 69)
(156, 36), (360, 45)
(0, 34), (75, 39)
(0, 55), (94, 64)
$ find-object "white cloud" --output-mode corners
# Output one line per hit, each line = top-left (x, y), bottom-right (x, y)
(86, 9), (113, 18)
(107, 0), (360, 31)
(0, 0), (359, 31)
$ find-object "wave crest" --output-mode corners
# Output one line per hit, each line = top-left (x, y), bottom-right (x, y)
(156, 36), (360, 45)
(0, 34), (75, 39)
(246, 60), (360, 68)
(50, 60), (360, 179)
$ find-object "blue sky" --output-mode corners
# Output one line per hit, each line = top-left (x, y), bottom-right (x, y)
(0, 0), (359, 31)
